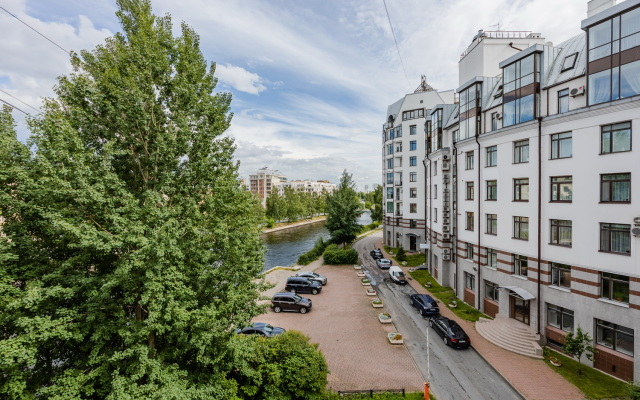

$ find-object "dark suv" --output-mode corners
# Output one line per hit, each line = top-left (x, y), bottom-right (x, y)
(410, 293), (440, 316)
(271, 292), (312, 314)
(285, 277), (322, 295)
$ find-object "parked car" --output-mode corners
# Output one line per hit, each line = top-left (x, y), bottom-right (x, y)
(285, 276), (322, 294)
(389, 266), (407, 284)
(271, 292), (312, 314)
(429, 316), (471, 349)
(295, 271), (328, 285)
(370, 249), (383, 259)
(236, 322), (285, 337)
(410, 293), (440, 316)
(376, 258), (391, 269)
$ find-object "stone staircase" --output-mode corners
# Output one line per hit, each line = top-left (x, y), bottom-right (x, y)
(476, 315), (544, 359)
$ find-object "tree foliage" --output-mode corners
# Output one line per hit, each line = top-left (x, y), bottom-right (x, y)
(367, 184), (383, 223)
(0, 1), (269, 398)
(563, 326), (596, 375)
(266, 187), (328, 223)
(325, 170), (362, 245)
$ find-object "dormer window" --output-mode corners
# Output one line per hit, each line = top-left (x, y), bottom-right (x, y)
(561, 52), (578, 72)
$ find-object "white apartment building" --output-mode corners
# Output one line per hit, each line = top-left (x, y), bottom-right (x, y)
(276, 180), (337, 196)
(249, 167), (287, 206)
(382, 78), (455, 252)
(419, 0), (640, 381)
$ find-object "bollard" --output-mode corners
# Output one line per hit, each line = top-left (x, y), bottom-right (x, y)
(424, 382), (430, 399)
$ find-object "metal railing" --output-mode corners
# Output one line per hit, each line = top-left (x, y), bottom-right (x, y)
(338, 389), (406, 397)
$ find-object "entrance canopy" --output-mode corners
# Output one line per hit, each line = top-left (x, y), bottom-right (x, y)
(501, 286), (535, 300)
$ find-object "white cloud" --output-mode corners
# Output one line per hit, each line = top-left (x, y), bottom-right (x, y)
(215, 63), (266, 95)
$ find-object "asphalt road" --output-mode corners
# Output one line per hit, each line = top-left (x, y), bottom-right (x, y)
(354, 233), (523, 400)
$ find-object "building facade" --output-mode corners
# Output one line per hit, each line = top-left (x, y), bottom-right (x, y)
(276, 180), (337, 196)
(249, 167), (287, 206)
(389, 0), (640, 382)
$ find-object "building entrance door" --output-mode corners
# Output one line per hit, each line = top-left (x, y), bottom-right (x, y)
(409, 235), (417, 251)
(510, 294), (530, 325)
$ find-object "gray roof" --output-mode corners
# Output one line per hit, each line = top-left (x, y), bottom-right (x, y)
(386, 97), (404, 124)
(443, 104), (459, 129)
(544, 33), (586, 88)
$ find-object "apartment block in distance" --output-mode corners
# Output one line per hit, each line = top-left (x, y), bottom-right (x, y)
(421, 0), (640, 381)
(249, 167), (287, 206)
(277, 180), (337, 196)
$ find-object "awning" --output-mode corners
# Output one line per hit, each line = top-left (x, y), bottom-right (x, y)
(501, 286), (535, 300)
(406, 233), (420, 237)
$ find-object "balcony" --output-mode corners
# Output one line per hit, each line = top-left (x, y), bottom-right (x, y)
(394, 180), (403, 186)
(395, 210), (403, 217)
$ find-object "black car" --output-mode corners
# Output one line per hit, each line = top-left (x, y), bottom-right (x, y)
(370, 249), (383, 259)
(410, 294), (440, 316)
(236, 322), (285, 337)
(285, 277), (322, 294)
(429, 316), (470, 349)
(271, 292), (312, 314)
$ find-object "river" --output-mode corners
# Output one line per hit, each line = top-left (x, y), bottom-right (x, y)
(261, 211), (372, 272)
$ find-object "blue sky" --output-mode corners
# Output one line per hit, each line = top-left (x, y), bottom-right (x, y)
(1, 0), (588, 190)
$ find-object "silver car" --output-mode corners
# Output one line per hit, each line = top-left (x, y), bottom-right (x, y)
(295, 271), (328, 285)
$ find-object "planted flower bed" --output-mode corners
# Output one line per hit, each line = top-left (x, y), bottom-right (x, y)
(356, 271), (366, 277)
(378, 313), (392, 324)
(388, 332), (403, 344)
(371, 298), (383, 308)
(366, 288), (377, 296)
(361, 278), (371, 286)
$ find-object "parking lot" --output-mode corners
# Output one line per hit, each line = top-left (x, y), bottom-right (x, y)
(254, 260), (425, 392)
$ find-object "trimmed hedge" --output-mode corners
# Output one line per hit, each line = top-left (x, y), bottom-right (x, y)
(297, 237), (328, 265)
(323, 244), (358, 265)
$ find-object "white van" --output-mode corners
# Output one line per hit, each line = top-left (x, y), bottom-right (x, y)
(389, 266), (408, 285)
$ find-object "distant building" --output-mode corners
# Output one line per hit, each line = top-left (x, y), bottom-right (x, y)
(276, 180), (337, 196)
(249, 167), (287, 205)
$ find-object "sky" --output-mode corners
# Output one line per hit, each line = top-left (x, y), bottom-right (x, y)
(0, 0), (589, 190)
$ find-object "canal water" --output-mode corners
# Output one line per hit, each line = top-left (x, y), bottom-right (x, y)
(262, 211), (372, 272)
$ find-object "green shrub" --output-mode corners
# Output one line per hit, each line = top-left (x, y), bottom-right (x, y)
(396, 246), (406, 262)
(298, 237), (328, 265)
(265, 218), (275, 228)
(359, 222), (379, 233)
(323, 244), (358, 264)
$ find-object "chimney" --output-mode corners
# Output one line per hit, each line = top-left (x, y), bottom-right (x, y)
(587, 0), (617, 18)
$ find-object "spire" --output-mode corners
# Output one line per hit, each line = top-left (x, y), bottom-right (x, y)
(414, 75), (434, 93)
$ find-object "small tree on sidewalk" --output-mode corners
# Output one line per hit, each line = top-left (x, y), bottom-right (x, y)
(563, 326), (595, 375)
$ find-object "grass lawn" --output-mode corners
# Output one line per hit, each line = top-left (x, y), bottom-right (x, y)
(543, 348), (633, 399)
(408, 269), (487, 322)
(384, 246), (426, 268)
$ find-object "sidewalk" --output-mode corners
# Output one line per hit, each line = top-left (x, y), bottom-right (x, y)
(377, 243), (585, 400)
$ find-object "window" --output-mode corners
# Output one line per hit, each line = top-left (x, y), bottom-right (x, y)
(403, 108), (425, 120)
(558, 88), (570, 113)
(434, 208), (437, 222)
(486, 248), (497, 269)
(465, 272), (476, 290)
(486, 214), (497, 235)
(410, 203), (417, 213)
(409, 172), (417, 182)
(491, 112), (499, 131)
(513, 178), (529, 201)
(466, 243), (474, 259)
(550, 220), (572, 246)
(600, 223), (631, 254)
(410, 125), (417, 135)
(513, 254), (528, 276)
(551, 132), (572, 159)
(386, 187), (393, 199)
(411, 219), (417, 228)
(395, 126), (402, 138)
(410, 156), (417, 166)
(459, 83), (481, 140)
(466, 212), (474, 231)
(433, 184), (437, 199)
(601, 173), (631, 202)
(465, 151), (474, 170)
(502, 54), (538, 127)
(550, 263), (571, 288)
(601, 122), (631, 154)
(596, 319), (634, 356)
(386, 173), (393, 184)
(409, 140), (417, 151)
(410, 188), (417, 198)
(550, 176), (572, 202)
(486, 180), (497, 200)
(513, 216), (529, 240)
(387, 158), (394, 169)
(486, 145), (497, 167)
(485, 280), (499, 301)
(466, 181), (474, 200)
(561, 53), (578, 72)
(547, 304), (574, 332)
(387, 144), (394, 155)
(513, 139), (529, 163)
(602, 272), (630, 303)
(386, 202), (394, 213)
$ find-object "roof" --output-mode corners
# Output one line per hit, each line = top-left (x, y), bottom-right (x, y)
(544, 33), (587, 88)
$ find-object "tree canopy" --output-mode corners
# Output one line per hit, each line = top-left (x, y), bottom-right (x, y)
(325, 170), (362, 246)
(0, 1), (271, 397)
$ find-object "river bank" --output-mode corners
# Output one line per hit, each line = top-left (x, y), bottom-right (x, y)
(262, 216), (327, 234)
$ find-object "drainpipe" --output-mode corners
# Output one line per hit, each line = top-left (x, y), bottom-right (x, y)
(475, 133), (482, 311)
(537, 116), (543, 335)
(452, 142), (459, 296)
(424, 154), (432, 274)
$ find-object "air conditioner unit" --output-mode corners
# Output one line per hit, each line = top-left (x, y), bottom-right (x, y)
(443, 248), (451, 255)
(442, 225), (450, 232)
(442, 233), (451, 241)
(495, 112), (503, 119)
(443, 175), (450, 184)
(442, 154), (450, 161)
(443, 211), (450, 218)
(634, 217), (640, 225)
(443, 254), (451, 261)
(441, 161), (450, 171)
(443, 218), (450, 225)
(632, 227), (640, 236)
(443, 206), (450, 212)
(570, 86), (585, 97)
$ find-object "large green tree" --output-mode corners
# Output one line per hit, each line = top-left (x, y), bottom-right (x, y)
(368, 184), (383, 223)
(0, 1), (268, 398)
(325, 170), (362, 245)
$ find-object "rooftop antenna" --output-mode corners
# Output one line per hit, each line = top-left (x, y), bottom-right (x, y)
(414, 75), (434, 93)
(488, 23), (500, 31)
